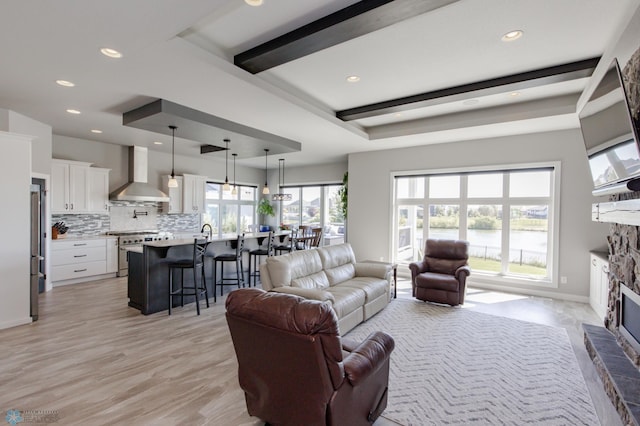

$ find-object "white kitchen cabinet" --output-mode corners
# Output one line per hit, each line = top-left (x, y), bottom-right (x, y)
(590, 252), (609, 321)
(51, 159), (91, 214)
(162, 175), (183, 214)
(88, 167), (110, 213)
(106, 237), (118, 273)
(182, 174), (207, 213)
(52, 238), (107, 284)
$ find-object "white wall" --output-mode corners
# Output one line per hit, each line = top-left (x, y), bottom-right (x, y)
(0, 109), (52, 175)
(0, 132), (33, 329)
(348, 129), (609, 299)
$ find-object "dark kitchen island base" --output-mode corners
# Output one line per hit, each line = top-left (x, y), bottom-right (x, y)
(127, 233), (284, 315)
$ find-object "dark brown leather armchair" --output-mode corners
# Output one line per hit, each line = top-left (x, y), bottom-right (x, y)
(409, 239), (471, 306)
(225, 288), (394, 426)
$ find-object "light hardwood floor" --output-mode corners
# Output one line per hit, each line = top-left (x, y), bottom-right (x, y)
(0, 276), (620, 425)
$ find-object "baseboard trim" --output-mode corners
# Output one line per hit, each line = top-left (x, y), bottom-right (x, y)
(469, 281), (590, 304)
(0, 316), (32, 330)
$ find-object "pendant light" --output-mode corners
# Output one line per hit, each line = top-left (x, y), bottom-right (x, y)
(262, 148), (270, 195)
(273, 158), (292, 201)
(231, 153), (238, 195)
(167, 125), (178, 188)
(223, 138), (231, 191)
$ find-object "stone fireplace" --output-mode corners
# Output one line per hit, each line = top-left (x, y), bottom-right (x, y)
(584, 192), (640, 426)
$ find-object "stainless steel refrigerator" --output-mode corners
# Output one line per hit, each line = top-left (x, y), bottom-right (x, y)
(30, 184), (42, 321)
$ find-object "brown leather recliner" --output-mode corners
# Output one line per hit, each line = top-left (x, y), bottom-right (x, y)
(409, 239), (471, 306)
(225, 288), (394, 426)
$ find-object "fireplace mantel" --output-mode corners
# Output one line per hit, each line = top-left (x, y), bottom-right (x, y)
(592, 199), (640, 226)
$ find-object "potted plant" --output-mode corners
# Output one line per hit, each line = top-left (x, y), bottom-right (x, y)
(338, 172), (348, 219)
(257, 198), (275, 231)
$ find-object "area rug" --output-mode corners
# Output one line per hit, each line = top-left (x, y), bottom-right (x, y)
(346, 300), (599, 426)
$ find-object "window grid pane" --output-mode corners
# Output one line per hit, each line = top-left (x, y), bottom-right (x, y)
(393, 166), (555, 283)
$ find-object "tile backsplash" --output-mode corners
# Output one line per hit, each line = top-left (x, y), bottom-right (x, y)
(51, 214), (110, 237)
(52, 201), (200, 237)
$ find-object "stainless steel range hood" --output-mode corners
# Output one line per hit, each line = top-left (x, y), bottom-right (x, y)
(109, 146), (169, 202)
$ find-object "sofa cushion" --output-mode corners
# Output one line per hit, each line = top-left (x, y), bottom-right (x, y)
(318, 243), (356, 270)
(415, 272), (459, 292)
(326, 286), (365, 318)
(425, 257), (467, 275)
(319, 244), (357, 285)
(266, 249), (325, 288)
(292, 271), (330, 289)
(325, 264), (356, 286)
(339, 277), (388, 302)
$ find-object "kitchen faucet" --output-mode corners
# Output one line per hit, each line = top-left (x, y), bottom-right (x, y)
(201, 223), (213, 239)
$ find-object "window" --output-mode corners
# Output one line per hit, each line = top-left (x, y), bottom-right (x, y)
(393, 163), (559, 286)
(203, 183), (257, 238)
(279, 184), (345, 246)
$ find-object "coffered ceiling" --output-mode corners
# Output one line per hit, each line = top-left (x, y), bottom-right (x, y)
(0, 0), (635, 167)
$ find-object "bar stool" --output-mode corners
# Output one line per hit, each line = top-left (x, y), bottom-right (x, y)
(168, 238), (209, 315)
(213, 234), (245, 297)
(274, 229), (297, 255)
(248, 231), (275, 286)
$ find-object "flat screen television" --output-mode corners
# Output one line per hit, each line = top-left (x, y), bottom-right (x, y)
(579, 58), (640, 196)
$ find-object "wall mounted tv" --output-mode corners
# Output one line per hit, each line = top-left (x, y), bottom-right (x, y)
(579, 58), (640, 196)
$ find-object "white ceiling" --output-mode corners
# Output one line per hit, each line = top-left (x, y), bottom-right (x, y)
(0, 0), (634, 168)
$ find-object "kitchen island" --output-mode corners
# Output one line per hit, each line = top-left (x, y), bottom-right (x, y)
(127, 232), (287, 315)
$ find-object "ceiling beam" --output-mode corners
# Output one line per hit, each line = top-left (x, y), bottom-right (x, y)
(234, 0), (459, 74)
(336, 58), (600, 121)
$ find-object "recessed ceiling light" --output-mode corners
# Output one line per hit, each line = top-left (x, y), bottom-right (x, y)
(91, 129), (103, 134)
(56, 80), (75, 87)
(66, 109), (81, 114)
(394, 113), (403, 118)
(501, 30), (523, 42)
(346, 75), (360, 83)
(154, 141), (163, 145)
(100, 47), (122, 58)
(508, 91), (521, 97)
(463, 99), (480, 106)
(245, 0), (263, 5)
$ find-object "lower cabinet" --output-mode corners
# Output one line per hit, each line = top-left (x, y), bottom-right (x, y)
(589, 252), (609, 321)
(52, 238), (116, 285)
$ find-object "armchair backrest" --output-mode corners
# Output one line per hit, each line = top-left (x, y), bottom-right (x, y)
(424, 239), (469, 275)
(226, 289), (345, 424)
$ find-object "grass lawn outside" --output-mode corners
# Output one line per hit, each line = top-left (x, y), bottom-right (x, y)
(469, 256), (547, 276)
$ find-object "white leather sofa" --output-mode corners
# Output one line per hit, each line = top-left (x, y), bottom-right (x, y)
(259, 243), (392, 334)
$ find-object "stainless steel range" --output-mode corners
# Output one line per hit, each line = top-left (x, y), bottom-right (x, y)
(106, 230), (174, 277)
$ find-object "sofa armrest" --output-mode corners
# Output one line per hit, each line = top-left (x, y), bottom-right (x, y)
(408, 259), (428, 278)
(271, 286), (335, 303)
(455, 265), (471, 280)
(354, 262), (391, 280)
(343, 331), (395, 386)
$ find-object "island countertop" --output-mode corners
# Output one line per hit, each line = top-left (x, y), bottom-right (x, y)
(142, 231), (288, 248)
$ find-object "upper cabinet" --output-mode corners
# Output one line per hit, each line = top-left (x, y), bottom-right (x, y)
(182, 174), (207, 214)
(52, 159), (110, 214)
(51, 160), (90, 214)
(88, 168), (111, 213)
